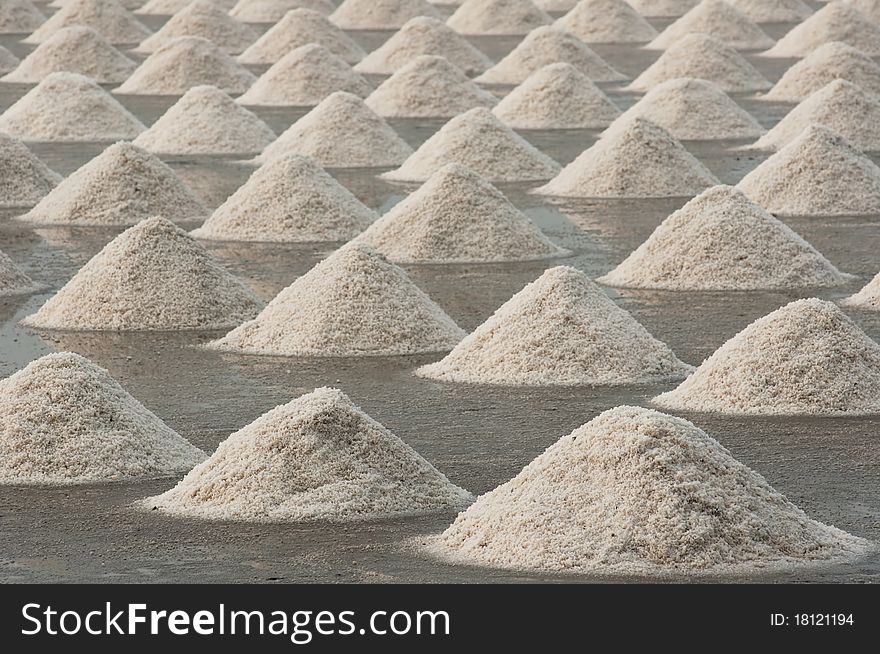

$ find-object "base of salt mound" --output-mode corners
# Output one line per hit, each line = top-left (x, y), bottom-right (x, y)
(0, 134), (62, 208)
(762, 42), (880, 102)
(646, 0), (775, 51)
(446, 0), (552, 36)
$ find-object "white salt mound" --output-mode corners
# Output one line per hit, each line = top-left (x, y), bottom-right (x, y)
(737, 125), (880, 216)
(474, 26), (625, 85)
(763, 42), (880, 102)
(259, 92), (412, 167)
(138, 0), (236, 14)
(191, 154), (376, 242)
(0, 352), (206, 485)
(492, 62), (621, 129)
(0, 133), (62, 208)
(143, 387), (473, 522)
(365, 56), (497, 118)
(845, 0), (880, 23)
(25, 0), (151, 45)
(354, 17), (492, 75)
(647, 0), (774, 51)
(536, 117), (718, 197)
(134, 85), (276, 155)
(136, 0), (256, 54)
(654, 298), (880, 415)
(383, 107), (561, 182)
(842, 271), (880, 310)
(0, 0), (45, 35)
(627, 0), (699, 17)
(355, 164), (568, 263)
(0, 72), (145, 142)
(0, 46), (18, 74)
(447, 0), (551, 36)
(0, 249), (42, 296)
(331, 0), (440, 29)
(23, 217), (263, 331)
(728, 0), (812, 23)
(230, 0), (335, 22)
(20, 142), (207, 226)
(763, 3), (880, 57)
(598, 185), (851, 290)
(554, 0), (658, 44)
(431, 405), (869, 574)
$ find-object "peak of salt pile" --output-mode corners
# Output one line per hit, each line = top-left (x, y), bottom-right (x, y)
(134, 85), (276, 155)
(417, 266), (691, 385)
(382, 107), (561, 182)
(0, 47), (18, 74)
(447, 0), (551, 35)
(598, 186), (851, 290)
(728, 0), (812, 23)
(554, 0), (658, 44)
(474, 26), (625, 85)
(630, 33), (771, 93)
(136, 0), (256, 54)
(0, 0), (45, 35)
(353, 17), (492, 75)
(764, 42), (880, 102)
(230, 0), (335, 22)
(238, 44), (371, 107)
(23, 217), (263, 331)
(0, 73), (145, 142)
(763, 3), (880, 57)
(191, 155), (376, 242)
(0, 133), (62, 208)
(0, 353), (206, 485)
(144, 387), (472, 522)
(647, 0), (774, 51)
(492, 62), (621, 129)
(535, 118), (718, 197)
(238, 9), (366, 65)
(654, 298), (880, 415)
(25, 0), (151, 45)
(138, 0), (236, 14)
(627, 0), (699, 17)
(432, 405), (868, 573)
(207, 244), (465, 356)
(356, 164), (568, 263)
(0, 249), (41, 296)
(116, 36), (255, 95)
(737, 125), (880, 216)
(331, 0), (440, 29)
(365, 56), (497, 118)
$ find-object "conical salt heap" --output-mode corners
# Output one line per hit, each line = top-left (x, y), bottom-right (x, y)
(133, 85), (276, 155)
(191, 155), (376, 242)
(25, 0), (151, 45)
(207, 244), (466, 356)
(0, 47), (18, 74)
(19, 142), (207, 226)
(238, 9), (366, 65)
(0, 0), (45, 35)
(554, 0), (658, 44)
(842, 271), (880, 311)
(331, 0), (440, 29)
(728, 0), (812, 23)
(654, 298), (880, 415)
(598, 186), (851, 291)
(417, 266), (691, 385)
(492, 62), (621, 129)
(230, 0), (335, 22)
(143, 387), (473, 522)
(355, 164), (568, 263)
(737, 125), (880, 216)
(647, 0), (774, 51)
(138, 0), (236, 14)
(536, 118), (718, 197)
(630, 33), (771, 93)
(627, 0), (699, 16)
(0, 249), (42, 296)
(845, 0), (880, 23)
(353, 17), (492, 75)
(431, 405), (869, 573)
(475, 26), (625, 85)
(383, 107), (560, 182)
(136, 1), (255, 54)
(0, 72), (145, 142)
(365, 56), (497, 119)
(447, 0), (551, 35)
(238, 44), (371, 107)
(22, 217), (263, 331)
(0, 352), (206, 485)
(763, 3), (880, 57)
(0, 133), (62, 208)
(764, 42), (880, 102)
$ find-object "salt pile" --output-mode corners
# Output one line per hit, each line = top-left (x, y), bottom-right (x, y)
(207, 244), (465, 356)
(238, 44), (371, 107)
(447, 0), (551, 35)
(353, 17), (492, 75)
(535, 118), (718, 197)
(598, 186), (851, 290)
(25, 0), (151, 46)
(763, 3), (880, 57)
(0, 249), (41, 296)
(133, 85), (276, 155)
(355, 164), (568, 263)
(143, 387), (472, 522)
(191, 154), (376, 242)
(0, 133), (62, 208)
(20, 142), (207, 226)
(136, 0), (256, 54)
(0, 47), (18, 74)
(230, 0), (335, 22)
(727, 0), (812, 23)
(138, 0), (236, 14)
(554, 0), (658, 44)
(382, 107), (561, 182)
(0, 73), (146, 142)
(845, 0), (880, 23)
(654, 299), (880, 415)
(737, 125), (880, 216)
(474, 26), (625, 85)
(331, 0), (440, 29)
(492, 62), (621, 129)
(647, 0), (774, 51)
(259, 92), (412, 167)
(630, 33), (771, 93)
(627, 0), (699, 16)
(23, 217), (263, 331)
(417, 266), (691, 385)
(116, 37), (255, 95)
(365, 56), (497, 119)
(431, 405), (868, 573)
(763, 42), (880, 102)
(238, 9), (366, 65)
(2, 26), (137, 84)
(0, 0), (45, 35)
(0, 353), (206, 485)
